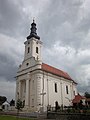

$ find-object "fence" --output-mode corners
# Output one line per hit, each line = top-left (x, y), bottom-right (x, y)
(47, 106), (90, 120)
(47, 105), (90, 113)
(47, 112), (90, 120)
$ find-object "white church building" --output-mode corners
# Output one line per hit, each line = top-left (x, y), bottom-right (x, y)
(15, 20), (77, 112)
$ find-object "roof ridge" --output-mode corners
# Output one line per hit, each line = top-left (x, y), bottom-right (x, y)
(42, 63), (66, 73)
(42, 63), (73, 81)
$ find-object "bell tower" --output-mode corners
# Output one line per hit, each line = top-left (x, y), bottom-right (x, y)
(16, 20), (43, 111)
(24, 19), (42, 61)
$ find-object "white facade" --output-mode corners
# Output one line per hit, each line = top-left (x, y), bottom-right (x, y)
(15, 21), (77, 112)
(2, 101), (10, 111)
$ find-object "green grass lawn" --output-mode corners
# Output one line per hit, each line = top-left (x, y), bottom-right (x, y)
(0, 115), (37, 120)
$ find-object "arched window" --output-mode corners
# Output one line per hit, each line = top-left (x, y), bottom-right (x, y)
(36, 47), (38, 53)
(26, 63), (29, 66)
(66, 85), (69, 94)
(55, 83), (57, 93)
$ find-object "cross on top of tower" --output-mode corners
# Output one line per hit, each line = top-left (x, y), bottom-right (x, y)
(33, 17), (35, 23)
(27, 19), (40, 40)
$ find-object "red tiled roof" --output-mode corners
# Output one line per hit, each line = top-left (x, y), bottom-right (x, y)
(41, 63), (73, 81)
(72, 94), (86, 103)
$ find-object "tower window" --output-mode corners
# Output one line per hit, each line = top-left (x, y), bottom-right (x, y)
(36, 47), (38, 53)
(66, 85), (69, 94)
(26, 63), (29, 66)
(55, 83), (57, 93)
(27, 47), (30, 53)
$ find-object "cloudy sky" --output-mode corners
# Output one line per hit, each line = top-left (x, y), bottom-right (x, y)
(0, 0), (90, 101)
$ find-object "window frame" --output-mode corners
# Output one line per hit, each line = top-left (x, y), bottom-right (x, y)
(27, 47), (30, 53)
(55, 83), (57, 93)
(66, 85), (69, 94)
(36, 47), (38, 53)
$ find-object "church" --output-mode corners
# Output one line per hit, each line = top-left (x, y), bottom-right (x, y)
(15, 20), (77, 112)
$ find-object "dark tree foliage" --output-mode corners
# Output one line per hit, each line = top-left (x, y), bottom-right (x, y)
(0, 96), (7, 105)
(16, 99), (23, 111)
(78, 100), (83, 110)
(84, 92), (90, 98)
(16, 99), (24, 119)
(10, 99), (15, 106)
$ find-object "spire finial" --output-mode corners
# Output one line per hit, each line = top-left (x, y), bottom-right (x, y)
(33, 17), (35, 23)
(27, 18), (40, 40)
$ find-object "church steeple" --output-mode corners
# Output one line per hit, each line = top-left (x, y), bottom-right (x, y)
(27, 19), (40, 40)
(24, 19), (42, 61)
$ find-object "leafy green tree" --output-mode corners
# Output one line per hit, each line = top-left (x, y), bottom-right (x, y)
(10, 99), (15, 106)
(84, 92), (90, 98)
(16, 99), (23, 111)
(78, 100), (83, 110)
(84, 92), (90, 107)
(0, 96), (7, 105)
(16, 99), (24, 119)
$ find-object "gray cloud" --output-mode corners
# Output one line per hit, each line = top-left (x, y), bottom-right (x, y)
(0, 54), (17, 80)
(0, 0), (30, 38)
(0, 33), (24, 82)
(0, 78), (16, 101)
(0, 0), (21, 36)
(38, 0), (83, 47)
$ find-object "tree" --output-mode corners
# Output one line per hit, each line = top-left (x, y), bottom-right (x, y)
(84, 92), (90, 106)
(10, 99), (15, 106)
(84, 92), (90, 98)
(78, 100), (83, 110)
(16, 99), (23, 111)
(16, 99), (24, 119)
(0, 96), (7, 105)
